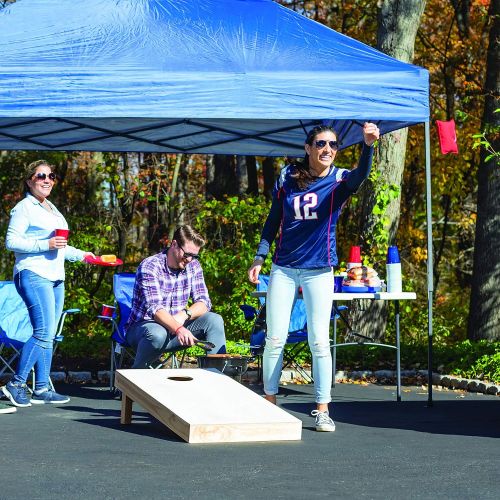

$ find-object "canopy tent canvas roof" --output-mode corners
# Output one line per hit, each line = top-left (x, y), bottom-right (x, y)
(0, 0), (428, 155)
(0, 0), (435, 403)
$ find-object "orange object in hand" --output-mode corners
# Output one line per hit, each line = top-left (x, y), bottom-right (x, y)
(101, 254), (117, 263)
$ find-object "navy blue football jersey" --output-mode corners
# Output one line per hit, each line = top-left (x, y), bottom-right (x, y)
(256, 144), (374, 268)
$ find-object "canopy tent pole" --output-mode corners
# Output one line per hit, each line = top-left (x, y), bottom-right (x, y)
(424, 121), (434, 406)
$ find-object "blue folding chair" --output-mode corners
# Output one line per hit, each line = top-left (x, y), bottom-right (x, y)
(99, 272), (187, 391)
(240, 275), (312, 383)
(0, 280), (79, 391)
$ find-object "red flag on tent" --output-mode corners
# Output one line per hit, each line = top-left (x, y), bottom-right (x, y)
(436, 119), (458, 155)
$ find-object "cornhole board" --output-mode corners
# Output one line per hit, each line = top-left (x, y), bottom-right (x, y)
(115, 368), (302, 443)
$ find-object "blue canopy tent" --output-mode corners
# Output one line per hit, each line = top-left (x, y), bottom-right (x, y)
(0, 0), (435, 402)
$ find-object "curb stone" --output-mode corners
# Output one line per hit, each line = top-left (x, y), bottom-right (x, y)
(2, 369), (498, 397)
(67, 371), (92, 383)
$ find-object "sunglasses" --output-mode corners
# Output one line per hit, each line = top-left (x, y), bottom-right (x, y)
(314, 140), (339, 149)
(33, 172), (56, 181)
(178, 243), (200, 260)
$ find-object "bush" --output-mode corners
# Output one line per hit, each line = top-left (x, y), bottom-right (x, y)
(192, 195), (272, 343)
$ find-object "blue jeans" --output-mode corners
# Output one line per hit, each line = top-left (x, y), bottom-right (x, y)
(264, 264), (334, 403)
(12, 270), (65, 390)
(126, 312), (226, 369)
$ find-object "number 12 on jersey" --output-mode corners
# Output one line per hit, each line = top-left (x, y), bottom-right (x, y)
(293, 193), (318, 220)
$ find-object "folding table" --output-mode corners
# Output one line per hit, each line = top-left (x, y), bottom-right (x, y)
(252, 291), (417, 401)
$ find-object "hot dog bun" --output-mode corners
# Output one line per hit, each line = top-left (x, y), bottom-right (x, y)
(101, 254), (117, 263)
(347, 266), (378, 280)
(364, 277), (381, 287)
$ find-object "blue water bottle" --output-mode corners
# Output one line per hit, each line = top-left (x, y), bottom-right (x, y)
(386, 246), (402, 293)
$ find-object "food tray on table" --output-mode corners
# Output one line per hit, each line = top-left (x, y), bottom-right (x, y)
(84, 255), (123, 267)
(342, 285), (369, 293)
(341, 285), (382, 293)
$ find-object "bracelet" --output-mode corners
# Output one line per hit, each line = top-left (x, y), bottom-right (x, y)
(175, 325), (183, 335)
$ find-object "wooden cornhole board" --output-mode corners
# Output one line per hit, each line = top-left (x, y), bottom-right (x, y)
(115, 368), (302, 443)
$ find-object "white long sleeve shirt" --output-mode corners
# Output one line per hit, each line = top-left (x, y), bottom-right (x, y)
(5, 193), (84, 281)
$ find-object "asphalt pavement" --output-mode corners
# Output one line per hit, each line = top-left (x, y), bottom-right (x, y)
(1, 380), (499, 500)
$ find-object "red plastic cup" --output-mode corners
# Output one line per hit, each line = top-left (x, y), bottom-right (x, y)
(55, 228), (70, 240)
(348, 245), (362, 263)
(100, 304), (115, 318)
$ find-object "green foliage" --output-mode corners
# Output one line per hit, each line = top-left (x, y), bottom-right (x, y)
(183, 339), (253, 358)
(192, 195), (272, 342)
(55, 216), (123, 359)
(444, 341), (500, 382)
(327, 339), (500, 383)
(365, 168), (401, 262)
(59, 225), (131, 356)
(472, 109), (500, 163)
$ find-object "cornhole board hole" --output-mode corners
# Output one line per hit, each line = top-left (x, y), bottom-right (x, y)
(115, 368), (302, 443)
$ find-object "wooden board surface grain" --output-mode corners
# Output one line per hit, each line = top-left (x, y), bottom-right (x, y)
(115, 368), (302, 443)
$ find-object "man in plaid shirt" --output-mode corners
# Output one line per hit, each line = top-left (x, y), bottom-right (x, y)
(125, 225), (226, 368)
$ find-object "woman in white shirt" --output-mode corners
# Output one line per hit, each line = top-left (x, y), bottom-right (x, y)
(2, 160), (93, 407)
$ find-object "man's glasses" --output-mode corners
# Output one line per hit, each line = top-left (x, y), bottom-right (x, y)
(314, 140), (339, 150)
(178, 243), (200, 260)
(33, 172), (56, 181)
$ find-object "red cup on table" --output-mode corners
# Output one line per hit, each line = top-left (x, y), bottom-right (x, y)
(55, 228), (70, 240)
(348, 245), (362, 264)
(100, 304), (115, 318)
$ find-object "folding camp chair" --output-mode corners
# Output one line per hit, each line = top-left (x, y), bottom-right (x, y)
(241, 275), (350, 384)
(241, 275), (312, 383)
(0, 280), (79, 391)
(100, 272), (188, 391)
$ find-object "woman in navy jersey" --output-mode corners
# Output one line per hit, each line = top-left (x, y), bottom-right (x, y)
(248, 122), (380, 432)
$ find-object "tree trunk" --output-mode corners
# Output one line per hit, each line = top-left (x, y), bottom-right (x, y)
(236, 156), (249, 195)
(349, 0), (426, 340)
(468, 0), (500, 341)
(262, 157), (276, 199)
(246, 155), (258, 195)
(206, 155), (238, 199)
(167, 154), (183, 240)
(176, 154), (189, 227)
(205, 155), (215, 199)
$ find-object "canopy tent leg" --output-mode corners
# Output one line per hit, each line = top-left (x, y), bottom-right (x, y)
(424, 121), (434, 406)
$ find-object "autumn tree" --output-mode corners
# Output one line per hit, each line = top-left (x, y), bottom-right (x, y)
(468, 0), (500, 340)
(347, 0), (426, 339)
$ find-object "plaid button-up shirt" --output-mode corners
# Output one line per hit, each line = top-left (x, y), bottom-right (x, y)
(125, 249), (211, 331)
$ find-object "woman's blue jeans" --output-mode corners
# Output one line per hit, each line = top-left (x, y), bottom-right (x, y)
(12, 270), (65, 390)
(263, 264), (334, 403)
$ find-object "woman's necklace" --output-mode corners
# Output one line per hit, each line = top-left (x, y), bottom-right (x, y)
(40, 199), (54, 213)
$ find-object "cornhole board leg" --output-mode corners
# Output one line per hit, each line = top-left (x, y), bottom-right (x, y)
(121, 394), (133, 424)
(115, 368), (302, 443)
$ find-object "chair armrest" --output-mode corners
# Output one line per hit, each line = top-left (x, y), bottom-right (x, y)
(55, 308), (81, 338)
(64, 308), (81, 315)
(239, 304), (257, 320)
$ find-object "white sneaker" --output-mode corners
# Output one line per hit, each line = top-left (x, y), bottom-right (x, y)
(0, 401), (17, 414)
(311, 410), (336, 432)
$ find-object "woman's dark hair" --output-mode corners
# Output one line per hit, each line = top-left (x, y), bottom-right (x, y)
(173, 224), (205, 248)
(22, 160), (55, 194)
(290, 125), (337, 190)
